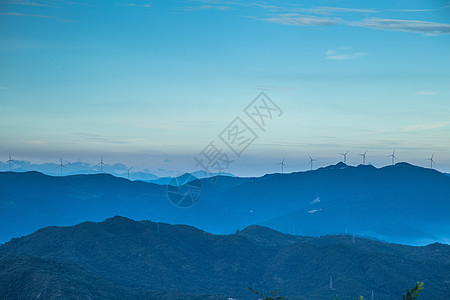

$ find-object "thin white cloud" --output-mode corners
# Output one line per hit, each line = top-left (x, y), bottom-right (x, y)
(182, 5), (234, 12)
(296, 7), (378, 15)
(194, 1), (378, 14)
(192, 1), (450, 36)
(0, 12), (75, 22)
(354, 18), (450, 35)
(121, 3), (152, 8)
(325, 48), (367, 60)
(326, 53), (367, 60)
(264, 14), (341, 26)
(24, 140), (48, 145)
(416, 91), (438, 96)
(386, 9), (434, 12)
(310, 197), (320, 204)
(307, 208), (322, 214)
(402, 121), (450, 132)
(1, 0), (52, 6)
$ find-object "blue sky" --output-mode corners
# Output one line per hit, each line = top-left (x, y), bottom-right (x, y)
(1, 0), (449, 176)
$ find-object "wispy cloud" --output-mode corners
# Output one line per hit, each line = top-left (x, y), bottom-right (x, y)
(402, 121), (449, 132)
(1, 0), (52, 7)
(264, 14), (341, 26)
(71, 132), (129, 144)
(354, 18), (450, 35)
(310, 197), (320, 204)
(0, 12), (75, 22)
(181, 5), (234, 12)
(24, 140), (48, 145)
(385, 9), (434, 12)
(416, 91), (438, 96)
(325, 48), (367, 60)
(192, 1), (450, 36)
(296, 7), (378, 15)
(121, 3), (152, 8)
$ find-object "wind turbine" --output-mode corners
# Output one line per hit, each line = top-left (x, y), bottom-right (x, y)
(339, 151), (349, 163)
(308, 155), (317, 171)
(388, 150), (397, 166)
(426, 154), (435, 169)
(276, 157), (286, 173)
(56, 158), (67, 175)
(97, 156), (106, 172)
(123, 167), (133, 179)
(5, 153), (13, 171)
(358, 150), (367, 165)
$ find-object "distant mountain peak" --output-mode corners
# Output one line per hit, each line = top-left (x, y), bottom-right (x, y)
(320, 162), (348, 170)
(392, 162), (415, 168)
(104, 215), (134, 223)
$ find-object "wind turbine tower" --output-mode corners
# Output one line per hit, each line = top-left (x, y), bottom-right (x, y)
(308, 155), (317, 171)
(123, 167), (133, 179)
(339, 151), (349, 163)
(98, 156), (106, 173)
(427, 154), (435, 169)
(358, 150), (367, 165)
(276, 157), (286, 173)
(5, 153), (13, 171)
(388, 150), (397, 166)
(56, 158), (67, 175)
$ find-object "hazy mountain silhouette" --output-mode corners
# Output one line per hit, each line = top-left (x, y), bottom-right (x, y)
(1, 162), (449, 245)
(0, 159), (235, 182)
(1, 217), (449, 300)
(145, 170), (235, 185)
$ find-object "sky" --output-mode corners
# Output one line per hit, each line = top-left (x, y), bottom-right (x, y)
(1, 0), (450, 176)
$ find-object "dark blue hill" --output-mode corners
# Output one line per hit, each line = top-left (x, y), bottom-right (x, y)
(1, 216), (449, 300)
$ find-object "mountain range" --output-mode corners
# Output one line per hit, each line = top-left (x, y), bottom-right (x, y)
(0, 159), (237, 182)
(1, 162), (449, 245)
(1, 216), (449, 299)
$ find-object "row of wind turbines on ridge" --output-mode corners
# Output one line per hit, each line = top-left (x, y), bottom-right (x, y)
(1, 151), (438, 177)
(276, 150), (436, 173)
(1, 154), (133, 178)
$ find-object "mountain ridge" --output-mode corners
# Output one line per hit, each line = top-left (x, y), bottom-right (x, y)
(1, 216), (449, 300)
(1, 162), (449, 245)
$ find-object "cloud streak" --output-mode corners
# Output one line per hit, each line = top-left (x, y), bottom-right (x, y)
(0, 12), (75, 22)
(192, 1), (450, 36)
(325, 48), (368, 60)
(402, 122), (449, 132)
(416, 91), (438, 96)
(295, 7), (378, 15)
(354, 18), (450, 35)
(264, 14), (341, 26)
(1, 0), (52, 7)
